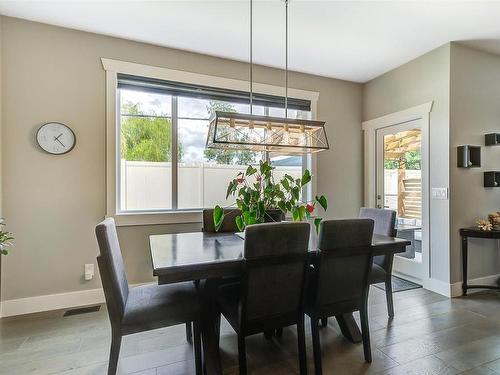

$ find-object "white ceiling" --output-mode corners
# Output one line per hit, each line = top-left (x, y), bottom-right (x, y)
(1, 1), (500, 82)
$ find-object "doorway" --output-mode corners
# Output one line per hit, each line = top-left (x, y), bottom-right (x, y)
(363, 102), (431, 287)
(376, 121), (423, 282)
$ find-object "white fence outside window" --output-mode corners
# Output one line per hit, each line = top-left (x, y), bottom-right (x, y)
(120, 160), (302, 211)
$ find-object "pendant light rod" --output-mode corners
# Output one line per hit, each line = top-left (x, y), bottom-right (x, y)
(249, 0), (253, 115)
(285, 0), (288, 117)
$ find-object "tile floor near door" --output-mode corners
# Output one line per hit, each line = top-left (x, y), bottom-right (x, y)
(1, 287), (500, 375)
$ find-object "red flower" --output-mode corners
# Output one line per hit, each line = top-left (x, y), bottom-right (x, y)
(306, 204), (314, 213)
(237, 177), (245, 184)
(256, 175), (262, 182)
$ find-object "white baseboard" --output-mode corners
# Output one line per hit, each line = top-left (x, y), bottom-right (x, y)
(421, 274), (500, 298)
(0, 282), (153, 318)
(424, 277), (453, 297)
(450, 273), (500, 298)
(0, 288), (105, 318)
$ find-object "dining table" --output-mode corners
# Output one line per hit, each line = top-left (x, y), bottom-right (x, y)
(149, 229), (410, 375)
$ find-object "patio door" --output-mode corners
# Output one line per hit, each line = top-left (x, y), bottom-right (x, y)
(376, 120), (424, 283)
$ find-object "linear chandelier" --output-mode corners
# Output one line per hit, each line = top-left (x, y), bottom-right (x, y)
(206, 0), (329, 154)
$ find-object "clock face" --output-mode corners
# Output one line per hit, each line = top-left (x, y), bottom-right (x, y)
(36, 122), (76, 155)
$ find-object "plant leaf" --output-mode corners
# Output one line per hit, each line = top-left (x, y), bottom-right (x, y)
(314, 218), (322, 234)
(226, 180), (236, 199)
(278, 201), (287, 213)
(213, 205), (225, 232)
(298, 205), (306, 221)
(281, 178), (290, 191)
(301, 169), (311, 186)
(292, 207), (300, 221)
(316, 195), (328, 211)
(235, 216), (244, 231)
(246, 165), (257, 176)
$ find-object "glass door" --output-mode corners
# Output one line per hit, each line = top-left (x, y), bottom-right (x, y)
(376, 120), (423, 282)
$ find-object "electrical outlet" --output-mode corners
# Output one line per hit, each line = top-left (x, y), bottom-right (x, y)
(431, 187), (448, 200)
(84, 263), (95, 281)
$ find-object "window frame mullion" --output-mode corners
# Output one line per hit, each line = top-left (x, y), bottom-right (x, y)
(171, 95), (179, 210)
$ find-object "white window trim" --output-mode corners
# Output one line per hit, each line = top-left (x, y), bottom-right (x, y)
(102, 58), (320, 226)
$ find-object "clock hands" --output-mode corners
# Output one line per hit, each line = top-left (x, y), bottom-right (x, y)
(54, 134), (65, 148)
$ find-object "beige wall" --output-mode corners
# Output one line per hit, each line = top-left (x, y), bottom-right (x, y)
(363, 44), (452, 284)
(0, 17), (363, 301)
(449, 43), (500, 283)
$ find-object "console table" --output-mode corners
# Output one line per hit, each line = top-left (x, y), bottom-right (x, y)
(460, 227), (500, 296)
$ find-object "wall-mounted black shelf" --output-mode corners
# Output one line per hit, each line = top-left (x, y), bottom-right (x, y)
(485, 133), (500, 146)
(484, 171), (500, 187)
(457, 145), (481, 168)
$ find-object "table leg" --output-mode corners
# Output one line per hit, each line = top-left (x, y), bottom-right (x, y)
(462, 235), (468, 296)
(335, 313), (362, 343)
(200, 279), (223, 375)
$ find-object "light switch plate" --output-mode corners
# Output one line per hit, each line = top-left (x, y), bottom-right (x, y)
(84, 263), (95, 281)
(431, 187), (448, 200)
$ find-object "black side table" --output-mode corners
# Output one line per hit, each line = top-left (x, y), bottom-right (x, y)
(460, 227), (500, 296)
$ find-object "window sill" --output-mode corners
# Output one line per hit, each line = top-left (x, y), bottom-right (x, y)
(111, 210), (203, 227)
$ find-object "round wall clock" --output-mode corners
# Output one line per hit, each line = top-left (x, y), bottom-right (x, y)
(36, 122), (76, 155)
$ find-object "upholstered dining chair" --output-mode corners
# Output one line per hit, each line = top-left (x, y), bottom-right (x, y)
(202, 208), (241, 233)
(359, 207), (397, 317)
(306, 219), (375, 374)
(95, 218), (202, 375)
(216, 222), (310, 375)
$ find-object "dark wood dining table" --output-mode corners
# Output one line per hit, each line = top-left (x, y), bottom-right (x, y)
(149, 230), (410, 375)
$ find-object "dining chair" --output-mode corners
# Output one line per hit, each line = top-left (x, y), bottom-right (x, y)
(306, 219), (375, 374)
(359, 207), (397, 317)
(95, 218), (202, 375)
(202, 208), (241, 233)
(216, 222), (310, 375)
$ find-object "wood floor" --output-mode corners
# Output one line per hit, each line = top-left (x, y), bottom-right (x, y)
(1, 287), (500, 374)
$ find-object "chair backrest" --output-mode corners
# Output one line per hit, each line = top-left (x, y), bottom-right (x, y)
(241, 222), (310, 324)
(313, 219), (374, 314)
(95, 218), (129, 319)
(359, 207), (396, 237)
(202, 208), (242, 233)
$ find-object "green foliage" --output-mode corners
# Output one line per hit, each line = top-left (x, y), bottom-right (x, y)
(203, 101), (257, 165)
(0, 219), (14, 256)
(215, 161), (329, 232)
(121, 102), (182, 162)
(213, 205), (225, 232)
(384, 150), (421, 170)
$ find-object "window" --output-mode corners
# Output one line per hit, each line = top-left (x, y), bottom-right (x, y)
(103, 59), (319, 223)
(118, 86), (312, 213)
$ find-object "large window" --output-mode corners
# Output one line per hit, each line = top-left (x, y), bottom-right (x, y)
(117, 77), (312, 213)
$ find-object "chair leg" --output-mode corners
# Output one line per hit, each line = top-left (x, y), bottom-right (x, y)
(186, 321), (193, 344)
(297, 316), (308, 375)
(264, 330), (273, 339)
(310, 318), (322, 375)
(108, 331), (122, 375)
(238, 335), (247, 375)
(215, 311), (221, 347)
(385, 276), (395, 318)
(321, 317), (328, 327)
(275, 327), (283, 338)
(193, 320), (203, 375)
(360, 301), (372, 363)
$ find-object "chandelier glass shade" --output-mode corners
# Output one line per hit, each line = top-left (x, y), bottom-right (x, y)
(207, 111), (329, 154)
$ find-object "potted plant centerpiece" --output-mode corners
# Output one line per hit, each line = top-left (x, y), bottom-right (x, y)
(213, 161), (328, 232)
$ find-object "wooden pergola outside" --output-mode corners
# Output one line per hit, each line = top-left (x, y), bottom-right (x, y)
(384, 129), (422, 219)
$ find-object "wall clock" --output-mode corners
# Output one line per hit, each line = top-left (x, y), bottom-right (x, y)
(36, 122), (76, 155)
